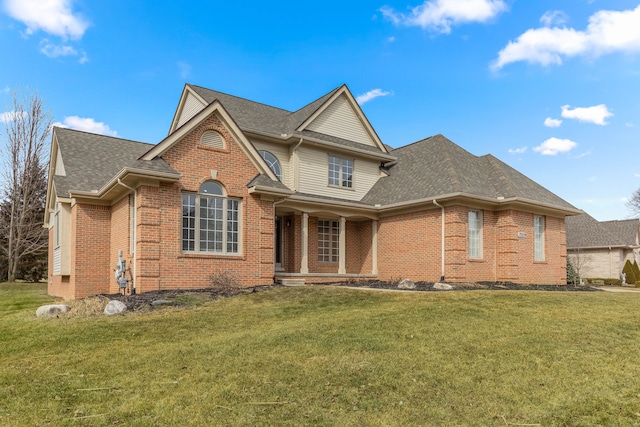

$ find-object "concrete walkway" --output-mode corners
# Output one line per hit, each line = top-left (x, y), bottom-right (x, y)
(596, 287), (640, 293)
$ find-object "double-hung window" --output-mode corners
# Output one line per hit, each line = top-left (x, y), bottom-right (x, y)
(534, 215), (545, 261)
(182, 181), (240, 254)
(318, 219), (339, 263)
(468, 210), (483, 259)
(328, 155), (353, 188)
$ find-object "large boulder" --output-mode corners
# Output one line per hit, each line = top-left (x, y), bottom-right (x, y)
(397, 279), (416, 290)
(104, 300), (127, 316)
(433, 282), (453, 290)
(36, 304), (71, 318)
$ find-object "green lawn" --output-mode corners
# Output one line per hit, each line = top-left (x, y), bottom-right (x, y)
(2, 283), (640, 426)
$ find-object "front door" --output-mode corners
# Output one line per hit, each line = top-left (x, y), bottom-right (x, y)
(275, 216), (284, 271)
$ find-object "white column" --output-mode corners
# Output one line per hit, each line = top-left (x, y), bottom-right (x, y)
(301, 213), (309, 274)
(372, 220), (378, 275)
(339, 217), (346, 274)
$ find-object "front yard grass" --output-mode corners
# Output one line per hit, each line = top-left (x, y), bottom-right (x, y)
(1, 283), (640, 426)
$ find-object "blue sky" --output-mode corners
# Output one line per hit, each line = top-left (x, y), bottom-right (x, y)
(1, 0), (639, 221)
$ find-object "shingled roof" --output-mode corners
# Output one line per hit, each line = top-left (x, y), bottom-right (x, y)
(52, 127), (178, 197)
(187, 84), (340, 137)
(362, 134), (577, 211)
(567, 212), (640, 249)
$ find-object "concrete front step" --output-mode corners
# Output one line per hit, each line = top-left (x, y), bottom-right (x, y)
(279, 278), (306, 287)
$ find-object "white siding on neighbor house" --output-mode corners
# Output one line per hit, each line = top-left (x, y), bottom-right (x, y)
(251, 140), (292, 187)
(297, 146), (380, 201)
(569, 248), (633, 279)
(176, 92), (206, 129)
(306, 94), (375, 147)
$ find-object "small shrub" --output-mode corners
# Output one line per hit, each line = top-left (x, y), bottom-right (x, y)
(207, 270), (240, 292)
(633, 261), (640, 280)
(622, 260), (637, 285)
(636, 281), (640, 289)
(567, 258), (580, 285)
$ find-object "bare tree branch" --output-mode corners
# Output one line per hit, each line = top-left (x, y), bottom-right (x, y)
(0, 89), (52, 282)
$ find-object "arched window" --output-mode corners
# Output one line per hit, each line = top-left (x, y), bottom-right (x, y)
(200, 130), (225, 149)
(258, 150), (282, 181)
(181, 180), (240, 254)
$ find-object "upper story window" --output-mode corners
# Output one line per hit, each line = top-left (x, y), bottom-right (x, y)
(259, 150), (282, 181)
(181, 180), (240, 254)
(328, 155), (353, 188)
(534, 215), (545, 261)
(468, 210), (483, 259)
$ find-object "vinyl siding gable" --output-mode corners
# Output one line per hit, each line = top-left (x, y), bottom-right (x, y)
(176, 92), (207, 129)
(251, 140), (292, 188)
(306, 94), (375, 147)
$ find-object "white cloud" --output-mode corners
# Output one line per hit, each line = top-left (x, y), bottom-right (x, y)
(544, 117), (562, 127)
(2, 86), (10, 94)
(626, 122), (634, 128)
(492, 5), (640, 70)
(39, 39), (77, 57)
(561, 104), (613, 125)
(0, 110), (26, 123)
(54, 116), (117, 136)
(356, 88), (392, 105)
(508, 146), (527, 154)
(3, 0), (89, 40)
(177, 61), (191, 79)
(533, 137), (577, 155)
(540, 10), (568, 27)
(381, 0), (507, 34)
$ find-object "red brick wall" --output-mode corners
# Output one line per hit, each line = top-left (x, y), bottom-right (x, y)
(71, 203), (111, 298)
(377, 206), (567, 285)
(132, 111), (275, 291)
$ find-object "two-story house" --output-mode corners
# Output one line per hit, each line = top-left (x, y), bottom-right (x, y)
(45, 84), (580, 299)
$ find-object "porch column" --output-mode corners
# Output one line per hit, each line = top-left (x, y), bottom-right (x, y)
(339, 217), (346, 274)
(372, 220), (378, 275)
(301, 213), (309, 274)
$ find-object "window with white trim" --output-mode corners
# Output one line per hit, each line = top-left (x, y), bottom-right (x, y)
(468, 210), (483, 259)
(258, 150), (282, 181)
(53, 210), (60, 248)
(181, 181), (241, 254)
(534, 215), (545, 261)
(318, 219), (339, 263)
(328, 155), (353, 188)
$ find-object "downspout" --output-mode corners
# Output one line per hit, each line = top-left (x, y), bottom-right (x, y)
(433, 200), (445, 282)
(117, 179), (136, 293)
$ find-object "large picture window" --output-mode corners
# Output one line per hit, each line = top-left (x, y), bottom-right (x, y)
(318, 219), (339, 263)
(534, 215), (545, 261)
(468, 210), (483, 259)
(328, 155), (353, 188)
(182, 181), (240, 254)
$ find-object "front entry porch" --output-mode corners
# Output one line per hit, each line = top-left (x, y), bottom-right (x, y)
(273, 211), (379, 285)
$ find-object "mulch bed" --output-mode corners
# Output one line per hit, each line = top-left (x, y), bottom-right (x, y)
(103, 281), (600, 311)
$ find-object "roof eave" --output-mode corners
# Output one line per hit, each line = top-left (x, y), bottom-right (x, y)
(69, 167), (181, 200)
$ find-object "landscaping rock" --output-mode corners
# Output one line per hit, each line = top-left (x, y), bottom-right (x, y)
(104, 300), (127, 315)
(397, 279), (416, 290)
(433, 282), (453, 290)
(36, 304), (71, 318)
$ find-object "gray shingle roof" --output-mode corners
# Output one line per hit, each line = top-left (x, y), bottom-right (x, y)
(188, 84), (339, 137)
(53, 127), (177, 197)
(566, 212), (640, 248)
(246, 174), (291, 192)
(361, 134), (577, 210)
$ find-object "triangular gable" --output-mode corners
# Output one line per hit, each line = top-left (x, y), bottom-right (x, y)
(296, 86), (387, 152)
(168, 85), (208, 135)
(44, 130), (66, 227)
(142, 100), (279, 182)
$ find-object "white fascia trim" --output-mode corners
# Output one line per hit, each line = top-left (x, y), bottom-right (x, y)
(69, 167), (181, 199)
(248, 185), (295, 197)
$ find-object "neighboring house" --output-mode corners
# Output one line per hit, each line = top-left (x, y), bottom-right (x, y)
(566, 212), (640, 280)
(45, 84), (581, 299)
